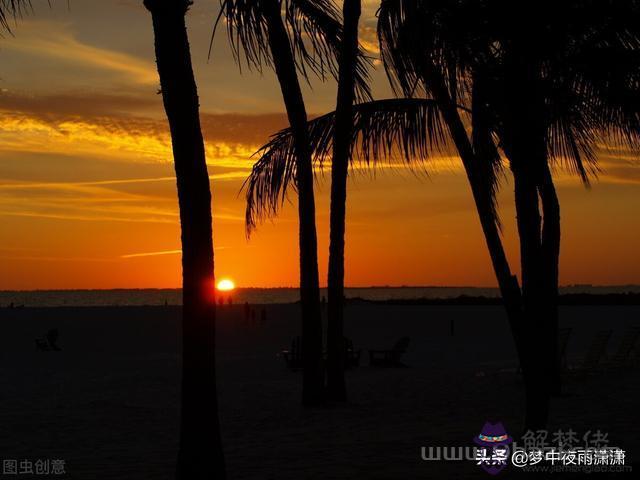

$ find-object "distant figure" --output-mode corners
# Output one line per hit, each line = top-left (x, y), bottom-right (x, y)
(8, 302), (14, 309)
(260, 308), (267, 324)
(321, 296), (327, 310)
(227, 296), (233, 306)
(251, 308), (257, 324)
(244, 302), (250, 321)
(218, 296), (224, 307)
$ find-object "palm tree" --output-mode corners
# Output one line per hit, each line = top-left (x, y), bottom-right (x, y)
(326, 0), (362, 402)
(245, 0), (640, 428)
(217, 0), (370, 405)
(377, 0), (640, 426)
(245, 95), (526, 411)
(476, 0), (640, 397)
(144, 1), (225, 478)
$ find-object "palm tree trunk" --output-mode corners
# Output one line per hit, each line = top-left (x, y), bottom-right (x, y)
(503, 49), (552, 428)
(540, 162), (561, 395)
(144, 1), (225, 478)
(421, 63), (556, 431)
(326, 0), (361, 402)
(511, 162), (550, 429)
(423, 64), (523, 330)
(264, 0), (324, 406)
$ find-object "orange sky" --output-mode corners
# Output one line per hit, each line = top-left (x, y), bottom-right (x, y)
(0, 1), (639, 290)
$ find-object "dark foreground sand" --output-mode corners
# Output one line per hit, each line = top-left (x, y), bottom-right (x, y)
(0, 304), (638, 479)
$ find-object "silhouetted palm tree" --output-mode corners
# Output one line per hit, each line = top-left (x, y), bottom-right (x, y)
(217, 0), (370, 405)
(377, 0), (640, 427)
(474, 0), (640, 398)
(248, 0), (640, 428)
(326, 0), (363, 402)
(374, 0), (544, 428)
(144, 1), (225, 478)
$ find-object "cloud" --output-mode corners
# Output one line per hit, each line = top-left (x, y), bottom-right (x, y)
(0, 90), (289, 167)
(120, 245), (229, 259)
(3, 19), (158, 85)
(0, 91), (159, 117)
(121, 249), (182, 259)
(0, 173), (248, 191)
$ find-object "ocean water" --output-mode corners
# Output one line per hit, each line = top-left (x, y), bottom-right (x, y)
(1, 285), (638, 307)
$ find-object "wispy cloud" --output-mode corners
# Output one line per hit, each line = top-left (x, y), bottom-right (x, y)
(120, 245), (229, 259)
(0, 173), (249, 191)
(121, 249), (182, 259)
(3, 20), (158, 85)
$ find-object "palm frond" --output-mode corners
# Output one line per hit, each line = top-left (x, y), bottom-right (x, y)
(217, 0), (371, 98)
(0, 0), (32, 33)
(285, 0), (372, 100)
(217, 0), (273, 72)
(377, 0), (487, 101)
(471, 71), (505, 226)
(244, 98), (450, 232)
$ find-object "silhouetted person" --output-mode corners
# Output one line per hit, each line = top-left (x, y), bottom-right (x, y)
(218, 296), (224, 307)
(251, 309), (257, 324)
(227, 296), (232, 306)
(260, 308), (267, 325)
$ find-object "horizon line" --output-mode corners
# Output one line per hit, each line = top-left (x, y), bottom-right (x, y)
(2, 284), (639, 293)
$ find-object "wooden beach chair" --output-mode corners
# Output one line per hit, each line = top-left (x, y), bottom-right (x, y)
(606, 325), (640, 368)
(35, 329), (61, 352)
(369, 337), (410, 367)
(281, 336), (303, 371)
(35, 337), (50, 351)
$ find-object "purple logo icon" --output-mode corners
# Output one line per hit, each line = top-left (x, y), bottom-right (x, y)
(474, 421), (512, 475)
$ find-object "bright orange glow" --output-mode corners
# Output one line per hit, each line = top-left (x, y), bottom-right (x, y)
(216, 279), (236, 291)
(0, 9), (639, 290)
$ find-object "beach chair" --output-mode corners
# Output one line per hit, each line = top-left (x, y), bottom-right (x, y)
(572, 329), (613, 372)
(35, 329), (61, 352)
(35, 338), (50, 351)
(281, 336), (303, 370)
(46, 329), (61, 351)
(369, 337), (410, 367)
(607, 325), (640, 368)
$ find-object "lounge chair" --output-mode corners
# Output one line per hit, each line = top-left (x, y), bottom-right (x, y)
(281, 336), (303, 370)
(607, 325), (640, 368)
(35, 329), (61, 352)
(369, 336), (410, 367)
(46, 329), (61, 351)
(35, 338), (50, 351)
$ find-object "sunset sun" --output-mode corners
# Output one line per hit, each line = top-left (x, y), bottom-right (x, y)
(216, 279), (236, 292)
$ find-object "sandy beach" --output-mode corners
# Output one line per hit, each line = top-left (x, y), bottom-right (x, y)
(0, 303), (637, 479)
